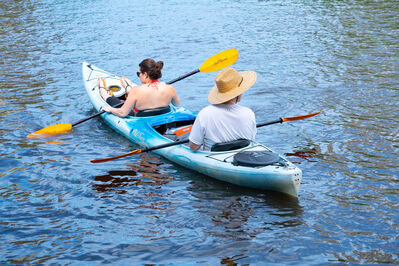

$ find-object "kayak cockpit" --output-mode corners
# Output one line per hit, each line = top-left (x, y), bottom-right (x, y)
(153, 119), (195, 141)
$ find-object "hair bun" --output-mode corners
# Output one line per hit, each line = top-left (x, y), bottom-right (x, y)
(139, 58), (163, 80)
(156, 61), (164, 70)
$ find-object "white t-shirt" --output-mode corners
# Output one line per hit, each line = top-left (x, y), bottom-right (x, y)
(189, 104), (256, 151)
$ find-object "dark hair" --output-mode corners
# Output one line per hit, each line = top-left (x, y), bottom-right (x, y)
(139, 58), (163, 80)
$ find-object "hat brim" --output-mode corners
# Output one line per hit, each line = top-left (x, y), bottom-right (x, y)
(208, 70), (257, 104)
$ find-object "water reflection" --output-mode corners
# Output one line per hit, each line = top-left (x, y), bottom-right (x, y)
(285, 144), (321, 163)
(188, 177), (303, 239)
(90, 154), (304, 259)
(92, 153), (173, 195)
(220, 254), (248, 266)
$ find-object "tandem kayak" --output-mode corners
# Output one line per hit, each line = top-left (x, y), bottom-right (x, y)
(82, 62), (302, 197)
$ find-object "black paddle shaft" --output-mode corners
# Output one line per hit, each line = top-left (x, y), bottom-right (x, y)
(72, 102), (124, 127)
(141, 139), (189, 153)
(256, 118), (283, 128)
(166, 70), (199, 85)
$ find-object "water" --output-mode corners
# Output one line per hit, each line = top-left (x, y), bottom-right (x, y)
(1, 0), (398, 264)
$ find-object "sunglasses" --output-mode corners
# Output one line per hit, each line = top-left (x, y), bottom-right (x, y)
(136, 71), (141, 77)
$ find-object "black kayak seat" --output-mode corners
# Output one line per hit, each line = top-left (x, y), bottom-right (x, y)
(211, 139), (250, 152)
(233, 150), (280, 167)
(136, 106), (171, 117)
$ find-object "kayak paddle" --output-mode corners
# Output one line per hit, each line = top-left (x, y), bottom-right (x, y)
(167, 48), (239, 84)
(27, 48), (239, 139)
(91, 110), (323, 163)
(256, 110), (324, 127)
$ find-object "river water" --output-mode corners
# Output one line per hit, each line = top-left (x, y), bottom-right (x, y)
(1, 0), (398, 264)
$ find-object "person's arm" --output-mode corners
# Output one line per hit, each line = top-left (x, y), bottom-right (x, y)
(170, 86), (180, 106)
(250, 109), (257, 139)
(188, 114), (204, 151)
(102, 88), (138, 117)
(189, 141), (201, 151)
(121, 76), (134, 96)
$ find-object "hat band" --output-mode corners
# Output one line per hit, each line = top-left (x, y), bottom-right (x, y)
(238, 76), (243, 87)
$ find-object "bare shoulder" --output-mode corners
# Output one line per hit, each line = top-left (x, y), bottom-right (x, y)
(133, 84), (146, 91)
(162, 82), (174, 89)
(160, 82), (176, 91)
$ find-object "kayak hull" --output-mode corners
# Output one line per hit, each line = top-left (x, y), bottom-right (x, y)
(82, 62), (302, 197)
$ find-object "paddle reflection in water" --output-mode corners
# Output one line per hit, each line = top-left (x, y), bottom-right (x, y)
(92, 153), (173, 196)
(285, 144), (322, 164)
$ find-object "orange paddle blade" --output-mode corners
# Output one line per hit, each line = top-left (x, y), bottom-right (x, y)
(91, 149), (142, 163)
(27, 123), (73, 138)
(282, 110), (324, 122)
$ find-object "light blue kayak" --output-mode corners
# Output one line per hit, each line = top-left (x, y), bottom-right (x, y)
(83, 62), (302, 197)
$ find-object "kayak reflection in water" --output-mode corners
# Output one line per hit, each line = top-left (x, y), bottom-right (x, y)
(189, 67), (257, 151)
(100, 58), (180, 117)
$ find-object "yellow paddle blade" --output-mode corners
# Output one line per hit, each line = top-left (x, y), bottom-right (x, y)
(91, 149), (142, 163)
(26, 123), (73, 138)
(282, 110), (324, 122)
(199, 48), (239, 73)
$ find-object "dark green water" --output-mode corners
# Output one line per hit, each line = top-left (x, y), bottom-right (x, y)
(1, 0), (398, 264)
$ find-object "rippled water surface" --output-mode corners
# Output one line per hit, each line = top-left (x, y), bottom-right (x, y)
(1, 0), (398, 264)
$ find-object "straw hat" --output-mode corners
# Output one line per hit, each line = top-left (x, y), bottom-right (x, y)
(208, 67), (257, 104)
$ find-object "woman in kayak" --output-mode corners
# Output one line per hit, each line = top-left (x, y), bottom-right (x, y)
(189, 67), (257, 151)
(99, 58), (180, 117)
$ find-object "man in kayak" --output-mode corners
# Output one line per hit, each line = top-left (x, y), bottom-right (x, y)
(99, 58), (180, 117)
(189, 67), (257, 151)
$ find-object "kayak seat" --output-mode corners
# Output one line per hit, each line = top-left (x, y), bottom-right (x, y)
(136, 106), (171, 117)
(211, 139), (250, 152)
(233, 150), (280, 167)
